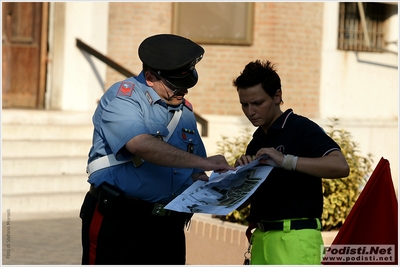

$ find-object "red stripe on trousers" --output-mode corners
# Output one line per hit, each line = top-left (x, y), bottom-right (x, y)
(88, 204), (104, 265)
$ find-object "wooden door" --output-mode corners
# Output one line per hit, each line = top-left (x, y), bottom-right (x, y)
(2, 2), (48, 109)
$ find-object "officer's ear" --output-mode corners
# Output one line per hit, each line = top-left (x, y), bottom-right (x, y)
(144, 71), (157, 87)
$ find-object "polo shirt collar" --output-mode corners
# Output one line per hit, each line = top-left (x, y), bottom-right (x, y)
(269, 109), (294, 131)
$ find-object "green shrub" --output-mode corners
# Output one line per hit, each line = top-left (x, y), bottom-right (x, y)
(214, 118), (373, 231)
(322, 118), (373, 230)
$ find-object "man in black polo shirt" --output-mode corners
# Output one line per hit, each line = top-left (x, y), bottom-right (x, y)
(232, 60), (350, 264)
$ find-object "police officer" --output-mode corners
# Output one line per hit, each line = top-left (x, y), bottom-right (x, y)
(80, 34), (234, 265)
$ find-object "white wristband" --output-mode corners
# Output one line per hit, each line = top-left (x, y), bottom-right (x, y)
(281, 154), (298, 171)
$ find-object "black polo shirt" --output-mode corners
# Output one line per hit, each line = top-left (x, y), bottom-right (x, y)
(246, 109), (341, 222)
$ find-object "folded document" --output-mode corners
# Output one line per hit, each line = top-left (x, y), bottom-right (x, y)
(164, 156), (273, 215)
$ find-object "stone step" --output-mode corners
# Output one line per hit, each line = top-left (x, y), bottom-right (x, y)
(1, 109), (94, 215)
(2, 109), (93, 125)
(2, 157), (88, 177)
(2, 175), (89, 195)
(2, 140), (91, 158)
(2, 192), (87, 214)
(2, 124), (93, 141)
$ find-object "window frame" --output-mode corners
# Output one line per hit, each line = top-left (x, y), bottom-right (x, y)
(337, 2), (397, 52)
(172, 2), (254, 46)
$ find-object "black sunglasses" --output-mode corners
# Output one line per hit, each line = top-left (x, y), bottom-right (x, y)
(152, 71), (183, 93)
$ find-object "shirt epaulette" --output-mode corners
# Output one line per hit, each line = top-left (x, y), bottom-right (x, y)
(183, 99), (193, 111)
(116, 81), (135, 97)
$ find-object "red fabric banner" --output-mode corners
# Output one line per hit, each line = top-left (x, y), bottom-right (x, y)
(322, 157), (398, 265)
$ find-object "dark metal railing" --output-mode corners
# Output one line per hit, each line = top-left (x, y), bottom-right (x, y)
(76, 38), (136, 77)
(76, 38), (208, 136)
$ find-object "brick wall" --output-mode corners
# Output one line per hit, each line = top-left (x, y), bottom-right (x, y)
(106, 2), (323, 118)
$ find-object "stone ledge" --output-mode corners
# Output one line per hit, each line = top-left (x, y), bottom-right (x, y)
(186, 214), (339, 265)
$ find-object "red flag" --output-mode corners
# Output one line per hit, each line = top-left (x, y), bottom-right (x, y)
(322, 157), (398, 265)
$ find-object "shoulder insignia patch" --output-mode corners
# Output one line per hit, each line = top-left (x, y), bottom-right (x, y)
(183, 99), (193, 111)
(117, 82), (134, 97)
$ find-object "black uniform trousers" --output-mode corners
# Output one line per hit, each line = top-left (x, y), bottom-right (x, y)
(80, 190), (192, 265)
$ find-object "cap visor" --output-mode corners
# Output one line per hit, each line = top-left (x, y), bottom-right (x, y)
(164, 69), (198, 89)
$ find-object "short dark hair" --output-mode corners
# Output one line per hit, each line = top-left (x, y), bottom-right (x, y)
(232, 60), (281, 98)
(143, 63), (161, 80)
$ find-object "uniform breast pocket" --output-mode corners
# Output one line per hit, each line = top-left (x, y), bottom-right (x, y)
(176, 128), (199, 154)
(146, 123), (169, 140)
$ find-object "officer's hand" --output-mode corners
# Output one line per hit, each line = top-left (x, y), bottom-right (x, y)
(206, 155), (236, 173)
(192, 172), (209, 182)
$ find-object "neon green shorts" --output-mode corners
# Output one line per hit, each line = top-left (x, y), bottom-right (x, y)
(250, 219), (323, 265)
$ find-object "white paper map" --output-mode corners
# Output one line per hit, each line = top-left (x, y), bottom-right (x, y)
(164, 158), (273, 215)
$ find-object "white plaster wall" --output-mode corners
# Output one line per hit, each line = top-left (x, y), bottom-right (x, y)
(48, 2), (109, 112)
(320, 2), (398, 120)
(318, 2), (398, 190)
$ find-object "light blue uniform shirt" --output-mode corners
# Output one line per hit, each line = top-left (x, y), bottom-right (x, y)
(87, 72), (207, 203)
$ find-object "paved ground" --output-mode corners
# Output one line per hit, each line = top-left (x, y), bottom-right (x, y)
(1, 211), (338, 265)
(1, 211), (244, 265)
(2, 212), (82, 265)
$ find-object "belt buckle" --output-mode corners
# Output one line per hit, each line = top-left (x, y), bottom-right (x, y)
(151, 203), (168, 216)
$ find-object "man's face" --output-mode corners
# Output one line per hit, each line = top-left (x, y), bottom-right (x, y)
(238, 83), (282, 131)
(159, 78), (188, 106)
(147, 72), (188, 106)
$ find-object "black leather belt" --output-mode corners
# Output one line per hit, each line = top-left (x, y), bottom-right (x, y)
(256, 219), (319, 232)
(89, 185), (182, 217)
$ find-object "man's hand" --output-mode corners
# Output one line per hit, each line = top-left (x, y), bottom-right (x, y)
(191, 172), (209, 182)
(204, 155), (236, 173)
